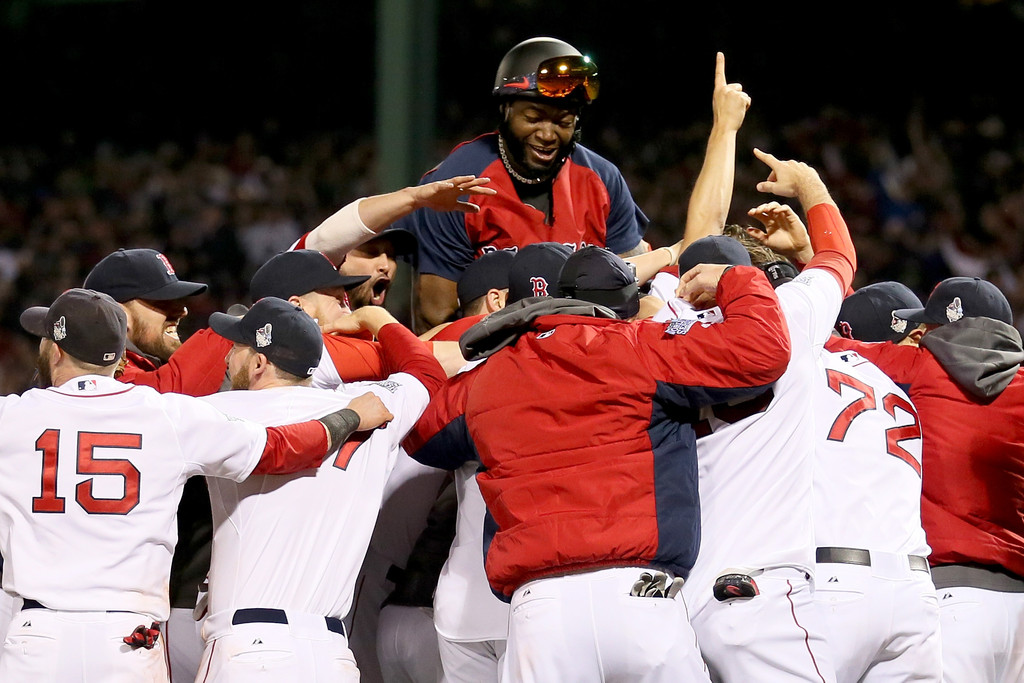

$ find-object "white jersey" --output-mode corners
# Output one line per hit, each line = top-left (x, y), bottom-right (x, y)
(0, 376), (266, 621)
(814, 349), (929, 556)
(434, 461), (510, 641)
(200, 373), (429, 624)
(670, 268), (843, 614)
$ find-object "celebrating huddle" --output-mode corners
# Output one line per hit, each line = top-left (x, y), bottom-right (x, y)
(0, 35), (1021, 683)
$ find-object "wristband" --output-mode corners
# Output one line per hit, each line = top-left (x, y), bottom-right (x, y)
(318, 408), (361, 448)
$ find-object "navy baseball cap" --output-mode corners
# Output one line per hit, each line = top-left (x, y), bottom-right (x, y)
(508, 242), (573, 304)
(84, 248), (207, 303)
(21, 288), (127, 366)
(558, 246), (639, 319)
(894, 276), (1012, 326)
(836, 281), (924, 343)
(364, 227), (418, 262)
(209, 297), (324, 378)
(250, 250), (369, 302)
(677, 235), (752, 275)
(457, 250), (515, 308)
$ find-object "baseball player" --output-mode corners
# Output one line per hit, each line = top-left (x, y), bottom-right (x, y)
(807, 282), (941, 682)
(248, 248), (453, 683)
(827, 277), (1024, 683)
(84, 247), (233, 397)
(649, 149), (855, 682)
(195, 298), (445, 682)
(83, 247), (248, 682)
(394, 36), (649, 332)
(0, 289), (376, 682)
(406, 246), (792, 682)
(425, 241), (574, 683)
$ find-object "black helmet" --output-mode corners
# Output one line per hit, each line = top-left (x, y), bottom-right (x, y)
(492, 37), (599, 107)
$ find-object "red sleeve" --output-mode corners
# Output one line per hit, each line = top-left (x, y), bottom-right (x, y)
(323, 335), (387, 382)
(804, 203), (856, 293)
(636, 265), (790, 392)
(377, 322), (447, 395)
(402, 366), (476, 469)
(251, 420), (330, 475)
(825, 336), (927, 385)
(117, 328), (231, 397)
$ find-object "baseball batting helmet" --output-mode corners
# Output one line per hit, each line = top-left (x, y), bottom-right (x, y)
(492, 37), (599, 107)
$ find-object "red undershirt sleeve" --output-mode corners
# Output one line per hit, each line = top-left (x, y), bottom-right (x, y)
(377, 322), (447, 395)
(251, 420), (330, 475)
(804, 203), (857, 294)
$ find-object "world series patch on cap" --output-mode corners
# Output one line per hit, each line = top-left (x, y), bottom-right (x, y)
(208, 297), (324, 378)
(836, 281), (923, 343)
(20, 288), (127, 366)
(894, 276), (1012, 327)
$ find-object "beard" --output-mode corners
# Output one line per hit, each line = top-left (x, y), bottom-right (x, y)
(230, 368), (251, 389)
(229, 368), (251, 391)
(35, 350), (53, 389)
(131, 321), (181, 362)
(498, 119), (574, 180)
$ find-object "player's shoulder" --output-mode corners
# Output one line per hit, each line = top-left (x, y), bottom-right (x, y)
(567, 143), (624, 176)
(426, 133), (500, 179)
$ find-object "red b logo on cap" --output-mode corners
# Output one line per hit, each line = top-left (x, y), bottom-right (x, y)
(156, 253), (176, 276)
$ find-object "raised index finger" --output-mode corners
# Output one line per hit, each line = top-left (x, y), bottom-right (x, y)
(715, 52), (726, 88)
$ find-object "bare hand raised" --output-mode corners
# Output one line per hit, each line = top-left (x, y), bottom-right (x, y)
(713, 52), (750, 132)
(753, 149), (832, 208)
(746, 201), (813, 263)
(411, 175), (497, 214)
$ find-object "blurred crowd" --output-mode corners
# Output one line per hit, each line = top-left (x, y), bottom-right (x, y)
(0, 102), (1020, 394)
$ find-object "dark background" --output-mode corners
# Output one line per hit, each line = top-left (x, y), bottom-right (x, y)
(2, 0), (1020, 155)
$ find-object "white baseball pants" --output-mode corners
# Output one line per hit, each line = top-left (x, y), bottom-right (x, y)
(502, 567), (710, 683)
(814, 554), (941, 682)
(691, 566), (837, 683)
(197, 609), (358, 682)
(1, 607), (168, 682)
(937, 585), (1024, 683)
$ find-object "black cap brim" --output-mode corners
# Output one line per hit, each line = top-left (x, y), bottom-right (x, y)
(208, 312), (249, 345)
(137, 279), (208, 301)
(892, 306), (936, 325)
(366, 228), (417, 258)
(19, 306), (49, 338)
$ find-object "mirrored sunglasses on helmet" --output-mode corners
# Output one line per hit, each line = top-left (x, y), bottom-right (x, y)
(498, 55), (600, 102)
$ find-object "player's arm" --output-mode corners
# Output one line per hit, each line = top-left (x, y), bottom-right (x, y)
(751, 149), (856, 292)
(328, 306), (447, 394)
(402, 368), (478, 470)
(252, 395), (393, 475)
(302, 176), (496, 264)
(622, 54), (749, 286)
(416, 273), (461, 333)
(117, 327), (232, 397)
(676, 52), (751, 251)
(641, 264), (790, 402)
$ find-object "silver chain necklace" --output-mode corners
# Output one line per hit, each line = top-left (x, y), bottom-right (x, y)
(498, 135), (546, 185)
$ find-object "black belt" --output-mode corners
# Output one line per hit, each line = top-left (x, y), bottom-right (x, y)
(231, 608), (346, 637)
(21, 599), (45, 610)
(816, 547), (930, 573)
